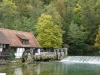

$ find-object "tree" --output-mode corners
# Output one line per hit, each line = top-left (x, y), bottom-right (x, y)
(0, 0), (17, 28)
(95, 0), (100, 26)
(31, 0), (44, 19)
(35, 14), (63, 48)
(55, 0), (66, 19)
(73, 4), (82, 26)
(10, 16), (36, 32)
(44, 2), (62, 28)
(68, 21), (86, 43)
(41, 0), (54, 5)
(12, 0), (33, 18)
(61, 0), (77, 44)
(67, 21), (87, 55)
(95, 25), (100, 47)
(78, 0), (98, 45)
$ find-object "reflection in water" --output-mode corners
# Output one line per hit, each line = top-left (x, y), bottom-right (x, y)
(35, 64), (40, 75)
(14, 68), (23, 75)
(13, 62), (68, 75)
(1, 62), (100, 75)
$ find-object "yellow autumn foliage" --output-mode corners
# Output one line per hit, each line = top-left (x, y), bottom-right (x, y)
(35, 14), (63, 48)
(95, 25), (100, 47)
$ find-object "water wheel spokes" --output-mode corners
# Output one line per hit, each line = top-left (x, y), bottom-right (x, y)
(22, 50), (33, 63)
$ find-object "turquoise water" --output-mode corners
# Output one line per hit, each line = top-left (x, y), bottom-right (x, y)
(0, 61), (100, 75)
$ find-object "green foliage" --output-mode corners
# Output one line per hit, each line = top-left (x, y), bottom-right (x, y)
(68, 21), (86, 42)
(62, 0), (77, 44)
(95, 0), (100, 24)
(44, 2), (62, 29)
(0, 0), (100, 55)
(0, 0), (17, 28)
(55, 0), (66, 19)
(67, 21), (87, 55)
(78, 0), (98, 44)
(41, 0), (53, 5)
(11, 16), (36, 32)
(60, 0), (100, 55)
(95, 25), (100, 47)
(30, 0), (44, 19)
(96, 35), (100, 44)
(8, 50), (15, 61)
(12, 0), (31, 18)
(73, 4), (82, 25)
(35, 14), (63, 48)
(86, 46), (100, 56)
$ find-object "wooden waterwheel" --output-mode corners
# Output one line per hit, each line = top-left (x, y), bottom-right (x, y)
(22, 50), (33, 63)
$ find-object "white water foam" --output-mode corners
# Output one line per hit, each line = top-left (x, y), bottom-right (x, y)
(60, 56), (100, 64)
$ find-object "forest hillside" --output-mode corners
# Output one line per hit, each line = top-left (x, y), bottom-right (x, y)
(0, 0), (100, 55)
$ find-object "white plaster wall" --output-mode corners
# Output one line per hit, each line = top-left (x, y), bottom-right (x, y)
(0, 48), (3, 52)
(0, 44), (3, 52)
(15, 48), (25, 58)
(35, 49), (40, 55)
(0, 44), (5, 52)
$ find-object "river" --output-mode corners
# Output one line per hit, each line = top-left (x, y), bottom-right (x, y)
(0, 61), (100, 75)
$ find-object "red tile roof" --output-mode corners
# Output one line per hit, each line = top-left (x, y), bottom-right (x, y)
(17, 34), (28, 40)
(0, 28), (41, 48)
(0, 31), (10, 44)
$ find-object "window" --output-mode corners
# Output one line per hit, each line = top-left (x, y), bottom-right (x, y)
(0, 44), (5, 48)
(22, 40), (29, 45)
(17, 34), (29, 45)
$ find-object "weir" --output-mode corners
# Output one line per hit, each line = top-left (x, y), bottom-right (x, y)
(60, 56), (100, 64)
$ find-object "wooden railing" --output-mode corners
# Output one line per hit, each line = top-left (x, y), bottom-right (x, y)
(0, 52), (9, 60)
